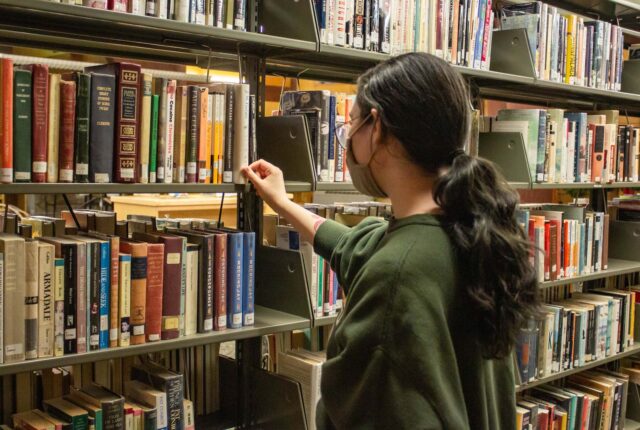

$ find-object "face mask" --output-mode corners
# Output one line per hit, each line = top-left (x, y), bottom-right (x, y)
(345, 116), (388, 198)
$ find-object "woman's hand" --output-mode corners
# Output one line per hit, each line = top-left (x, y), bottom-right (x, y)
(242, 160), (289, 212)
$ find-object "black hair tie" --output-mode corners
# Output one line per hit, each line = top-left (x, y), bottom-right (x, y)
(448, 148), (466, 164)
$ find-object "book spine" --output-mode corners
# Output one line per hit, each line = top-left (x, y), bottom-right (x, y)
(163, 80), (176, 184)
(109, 236), (120, 348)
(139, 73), (152, 184)
(38, 244), (54, 358)
(179, 238), (187, 336)
(2, 239), (25, 363)
(353, 0), (365, 49)
(62, 244), (77, 354)
(47, 73), (60, 182)
(58, 80), (77, 183)
(76, 243), (87, 353)
(215, 0), (225, 27)
(74, 73), (91, 182)
(161, 239), (182, 340)
(175, 0), (188, 20)
(88, 243), (100, 351)
(99, 241), (110, 349)
(0, 59), (13, 183)
(89, 73), (116, 183)
(114, 64), (141, 183)
(223, 87), (234, 183)
(54, 257), (64, 357)
(232, 84), (249, 184)
(198, 87), (210, 183)
(334, 0), (346, 47)
(31, 64), (49, 182)
(214, 234), (227, 331)
(173, 86), (187, 184)
(146, 243), (165, 342)
(185, 245), (198, 336)
(130, 247), (147, 345)
(207, 93), (215, 181)
(536, 111), (546, 182)
(103, 399), (126, 430)
(119, 253), (131, 347)
(186, 86), (199, 183)
(226, 234), (243, 329)
(328, 95), (336, 182)
(233, 0), (246, 30)
(242, 232), (255, 326)
(157, 79), (167, 182)
(13, 68), (32, 183)
(25, 240), (39, 360)
(149, 94), (159, 183)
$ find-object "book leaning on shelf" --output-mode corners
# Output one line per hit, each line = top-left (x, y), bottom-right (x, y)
(482, 109), (640, 184)
(0, 209), (255, 364)
(0, 58), (255, 185)
(316, 0), (496, 71)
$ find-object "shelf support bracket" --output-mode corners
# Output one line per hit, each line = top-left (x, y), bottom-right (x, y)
(61, 193), (80, 230)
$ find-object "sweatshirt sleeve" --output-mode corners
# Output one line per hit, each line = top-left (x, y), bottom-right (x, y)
(313, 217), (387, 295)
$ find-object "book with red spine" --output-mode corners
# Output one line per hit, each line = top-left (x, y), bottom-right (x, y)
(58, 80), (77, 183)
(0, 59), (13, 183)
(85, 63), (141, 183)
(30, 64), (49, 183)
(108, 0), (128, 12)
(214, 233), (227, 331)
(543, 220), (551, 281)
(143, 242), (164, 342)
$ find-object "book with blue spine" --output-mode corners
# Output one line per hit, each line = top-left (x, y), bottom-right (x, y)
(579, 223), (586, 276)
(99, 240), (110, 349)
(242, 232), (255, 326)
(226, 231), (244, 329)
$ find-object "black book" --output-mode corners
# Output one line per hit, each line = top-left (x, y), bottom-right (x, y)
(131, 362), (184, 430)
(87, 72), (116, 183)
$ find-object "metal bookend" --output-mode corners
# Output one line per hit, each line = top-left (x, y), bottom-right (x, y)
(489, 29), (537, 78)
(257, 116), (317, 189)
(608, 221), (640, 261)
(258, 0), (319, 45)
(250, 367), (308, 429)
(256, 245), (314, 320)
(478, 132), (532, 186)
(621, 61), (640, 95)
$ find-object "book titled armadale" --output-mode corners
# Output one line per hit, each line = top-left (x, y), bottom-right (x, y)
(37, 242), (55, 359)
(13, 68), (32, 183)
(86, 63), (141, 183)
(0, 59), (13, 183)
(30, 64), (49, 183)
(87, 72), (116, 183)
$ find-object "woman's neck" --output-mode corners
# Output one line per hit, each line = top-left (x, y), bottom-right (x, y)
(386, 172), (440, 219)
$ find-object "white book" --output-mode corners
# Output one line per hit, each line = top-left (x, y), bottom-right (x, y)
(38, 242), (55, 358)
(25, 240), (39, 360)
(164, 80), (177, 184)
(277, 351), (323, 430)
(157, 80), (168, 182)
(139, 73), (153, 184)
(157, 0), (167, 18)
(538, 3), (547, 79)
(481, 12), (495, 71)
(232, 84), (250, 184)
(344, 0), (354, 48)
(47, 74), (61, 183)
(185, 245), (199, 337)
(585, 213), (593, 274)
(125, 380), (168, 430)
(327, 0), (335, 45)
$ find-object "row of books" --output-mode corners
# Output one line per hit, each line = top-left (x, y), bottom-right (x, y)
(280, 90), (354, 183)
(610, 194), (640, 222)
(515, 288), (637, 385)
(49, 0), (249, 31)
(0, 210), (255, 364)
(517, 368), (634, 430)
(8, 361), (190, 430)
(271, 201), (391, 318)
(516, 204), (611, 283)
(0, 58), (254, 185)
(483, 109), (639, 184)
(500, 2), (625, 91)
(315, 0), (496, 70)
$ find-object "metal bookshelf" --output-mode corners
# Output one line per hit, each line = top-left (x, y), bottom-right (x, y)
(515, 344), (640, 392)
(532, 182), (640, 190)
(313, 315), (339, 328)
(0, 306), (308, 377)
(539, 259), (640, 288)
(0, 183), (240, 194)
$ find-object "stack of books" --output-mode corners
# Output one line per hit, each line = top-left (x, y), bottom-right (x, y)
(0, 58), (254, 185)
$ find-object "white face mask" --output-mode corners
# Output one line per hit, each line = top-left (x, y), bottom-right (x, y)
(344, 114), (388, 198)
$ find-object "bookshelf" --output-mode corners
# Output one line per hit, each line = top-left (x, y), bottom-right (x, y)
(0, 0), (637, 427)
(515, 344), (640, 392)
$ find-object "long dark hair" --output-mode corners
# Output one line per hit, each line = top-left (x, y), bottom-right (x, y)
(356, 52), (539, 359)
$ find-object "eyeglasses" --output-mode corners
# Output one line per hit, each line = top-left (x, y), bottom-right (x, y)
(334, 114), (372, 150)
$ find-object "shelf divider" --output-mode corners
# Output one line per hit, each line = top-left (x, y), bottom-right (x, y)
(489, 29), (536, 78)
(478, 132), (532, 185)
(622, 60), (640, 95)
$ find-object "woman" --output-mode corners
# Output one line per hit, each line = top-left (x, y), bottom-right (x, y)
(242, 53), (539, 429)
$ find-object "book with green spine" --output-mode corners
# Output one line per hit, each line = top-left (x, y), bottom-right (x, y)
(149, 94), (159, 183)
(74, 72), (91, 183)
(13, 68), (32, 182)
(43, 398), (89, 430)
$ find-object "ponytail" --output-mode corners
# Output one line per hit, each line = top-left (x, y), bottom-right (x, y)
(357, 52), (539, 359)
(434, 154), (539, 359)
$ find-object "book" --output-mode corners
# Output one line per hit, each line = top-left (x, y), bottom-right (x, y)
(43, 398), (89, 429)
(185, 243), (199, 336)
(124, 380), (167, 430)
(0, 57), (13, 183)
(38, 242), (55, 358)
(149, 94), (159, 183)
(119, 241), (147, 345)
(131, 362), (183, 430)
(242, 231), (255, 326)
(13, 68), (31, 183)
(46, 72), (59, 183)
(87, 72), (116, 183)
(24, 239), (39, 360)
(139, 73), (153, 183)
(198, 87), (209, 183)
(130, 237), (164, 343)
(0, 234), (25, 363)
(78, 384), (125, 430)
(58, 80), (77, 183)
(232, 84), (250, 184)
(173, 85), (188, 184)
(54, 257), (65, 357)
(118, 253), (131, 347)
(73, 72), (91, 183)
(186, 85), (199, 183)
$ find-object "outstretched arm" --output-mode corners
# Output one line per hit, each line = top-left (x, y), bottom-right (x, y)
(242, 159), (324, 244)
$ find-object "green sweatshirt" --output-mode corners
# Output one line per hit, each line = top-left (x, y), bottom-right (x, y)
(313, 214), (516, 429)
